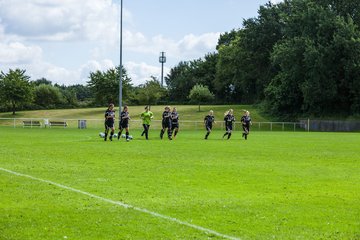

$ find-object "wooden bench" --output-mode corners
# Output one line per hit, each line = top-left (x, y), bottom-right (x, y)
(49, 121), (68, 127)
(23, 121), (41, 127)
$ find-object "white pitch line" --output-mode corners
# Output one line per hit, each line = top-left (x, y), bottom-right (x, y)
(0, 167), (241, 240)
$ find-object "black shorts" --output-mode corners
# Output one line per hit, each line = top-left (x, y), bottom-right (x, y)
(206, 124), (212, 131)
(243, 124), (250, 132)
(171, 123), (179, 130)
(105, 121), (114, 129)
(162, 121), (172, 129)
(226, 124), (233, 131)
(119, 122), (129, 129)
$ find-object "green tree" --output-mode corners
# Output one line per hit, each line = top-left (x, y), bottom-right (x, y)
(87, 65), (132, 106)
(34, 84), (63, 108)
(166, 55), (218, 103)
(67, 84), (93, 102)
(135, 77), (168, 105)
(188, 84), (214, 112)
(0, 69), (33, 115)
(266, 0), (360, 117)
(165, 61), (194, 102)
(33, 78), (52, 86)
(215, 35), (240, 103)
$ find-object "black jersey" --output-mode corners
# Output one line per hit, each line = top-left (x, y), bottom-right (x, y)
(241, 115), (251, 126)
(241, 115), (251, 125)
(224, 114), (235, 126)
(105, 109), (115, 124)
(120, 111), (130, 125)
(162, 111), (172, 125)
(171, 111), (179, 124)
(204, 115), (215, 126)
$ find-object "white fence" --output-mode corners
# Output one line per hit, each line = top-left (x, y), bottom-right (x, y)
(0, 118), (306, 132)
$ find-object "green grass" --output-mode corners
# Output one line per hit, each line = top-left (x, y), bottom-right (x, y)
(0, 128), (359, 239)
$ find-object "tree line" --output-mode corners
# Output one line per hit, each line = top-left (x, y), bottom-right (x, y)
(0, 65), (213, 115)
(1, 0), (360, 119)
(167, 0), (360, 119)
(0, 67), (167, 115)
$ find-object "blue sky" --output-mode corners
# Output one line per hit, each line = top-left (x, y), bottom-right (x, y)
(0, 0), (282, 86)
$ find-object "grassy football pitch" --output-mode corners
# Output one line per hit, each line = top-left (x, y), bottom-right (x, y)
(0, 127), (359, 239)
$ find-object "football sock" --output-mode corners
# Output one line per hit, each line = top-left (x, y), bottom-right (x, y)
(109, 130), (114, 141)
(118, 129), (123, 136)
(228, 133), (232, 139)
(160, 129), (164, 139)
(205, 132), (210, 139)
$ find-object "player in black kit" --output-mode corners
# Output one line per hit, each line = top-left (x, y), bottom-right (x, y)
(117, 105), (131, 141)
(171, 107), (179, 139)
(104, 103), (115, 141)
(241, 110), (252, 140)
(223, 109), (235, 140)
(204, 110), (215, 140)
(160, 106), (172, 140)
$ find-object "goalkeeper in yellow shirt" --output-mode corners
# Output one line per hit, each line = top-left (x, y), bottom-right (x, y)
(140, 106), (154, 140)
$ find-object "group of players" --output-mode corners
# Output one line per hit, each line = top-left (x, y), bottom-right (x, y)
(103, 104), (252, 141)
(204, 108), (252, 140)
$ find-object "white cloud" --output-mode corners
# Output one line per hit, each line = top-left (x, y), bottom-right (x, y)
(0, 0), (120, 44)
(0, 42), (42, 64)
(270, 0), (283, 4)
(0, 0), (220, 86)
(124, 32), (220, 60)
(79, 59), (116, 83)
(126, 61), (168, 86)
(177, 32), (220, 57)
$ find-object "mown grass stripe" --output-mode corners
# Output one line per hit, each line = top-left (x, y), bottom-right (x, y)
(0, 167), (241, 240)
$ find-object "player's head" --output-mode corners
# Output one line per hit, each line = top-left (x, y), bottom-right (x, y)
(229, 109), (234, 114)
(108, 103), (114, 110)
(165, 106), (170, 111)
(246, 111), (250, 116)
(145, 105), (149, 111)
(172, 107), (177, 112)
(209, 110), (214, 116)
(123, 105), (128, 111)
